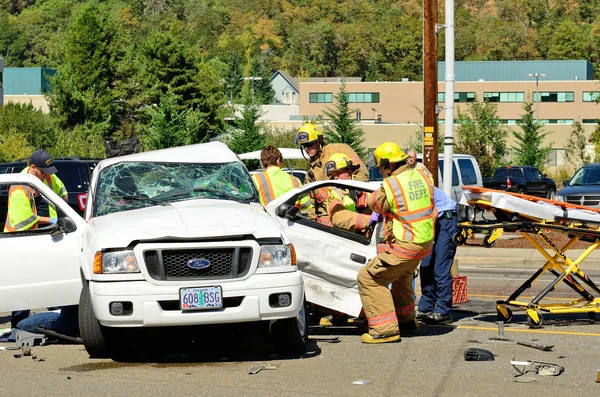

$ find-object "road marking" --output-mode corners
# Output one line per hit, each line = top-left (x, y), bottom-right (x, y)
(467, 293), (576, 301)
(449, 324), (600, 337)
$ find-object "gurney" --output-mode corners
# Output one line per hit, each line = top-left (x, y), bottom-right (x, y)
(455, 187), (600, 328)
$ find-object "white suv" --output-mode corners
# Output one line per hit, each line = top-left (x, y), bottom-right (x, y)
(0, 142), (306, 359)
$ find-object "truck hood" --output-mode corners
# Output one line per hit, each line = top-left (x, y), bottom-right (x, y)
(557, 186), (600, 197)
(87, 200), (281, 248)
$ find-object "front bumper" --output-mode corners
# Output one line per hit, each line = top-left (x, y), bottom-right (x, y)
(89, 271), (304, 327)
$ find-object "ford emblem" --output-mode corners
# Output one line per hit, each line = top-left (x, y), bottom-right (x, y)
(187, 259), (211, 270)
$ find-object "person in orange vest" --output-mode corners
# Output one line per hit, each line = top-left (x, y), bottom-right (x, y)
(6, 149), (67, 328)
(357, 142), (436, 344)
(251, 146), (310, 212)
(295, 122), (368, 224)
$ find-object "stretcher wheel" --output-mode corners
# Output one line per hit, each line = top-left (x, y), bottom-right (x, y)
(496, 307), (512, 323)
(452, 232), (465, 246)
(482, 236), (495, 248)
(526, 312), (543, 328)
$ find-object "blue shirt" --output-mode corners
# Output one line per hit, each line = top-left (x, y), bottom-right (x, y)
(433, 187), (456, 217)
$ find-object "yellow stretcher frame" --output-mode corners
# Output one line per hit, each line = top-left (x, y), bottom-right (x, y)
(455, 202), (600, 328)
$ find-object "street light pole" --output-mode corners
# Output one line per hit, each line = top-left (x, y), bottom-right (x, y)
(243, 76), (263, 101)
(527, 73), (546, 121)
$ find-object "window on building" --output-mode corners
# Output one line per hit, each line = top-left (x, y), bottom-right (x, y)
(483, 92), (525, 102)
(438, 92), (475, 103)
(533, 92), (574, 102)
(502, 120), (518, 125)
(547, 149), (565, 167)
(540, 119), (574, 124)
(309, 93), (333, 103)
(348, 92), (380, 103)
(583, 92), (600, 102)
(582, 119), (600, 124)
(283, 91), (296, 105)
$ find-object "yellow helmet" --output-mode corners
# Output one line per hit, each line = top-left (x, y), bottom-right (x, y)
(324, 153), (355, 177)
(373, 142), (408, 166)
(295, 122), (323, 145)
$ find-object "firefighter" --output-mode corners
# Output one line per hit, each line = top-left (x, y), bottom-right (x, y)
(322, 152), (378, 233)
(4, 150), (66, 232)
(251, 146), (303, 205)
(295, 122), (368, 224)
(357, 142), (436, 344)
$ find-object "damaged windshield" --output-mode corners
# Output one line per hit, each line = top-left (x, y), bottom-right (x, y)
(94, 161), (258, 217)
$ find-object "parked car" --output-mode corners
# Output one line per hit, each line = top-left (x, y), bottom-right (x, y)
(0, 157), (99, 221)
(556, 164), (600, 207)
(368, 154), (483, 203)
(482, 166), (556, 199)
(0, 143), (306, 359)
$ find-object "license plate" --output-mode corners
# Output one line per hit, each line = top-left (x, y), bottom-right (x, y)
(180, 286), (223, 311)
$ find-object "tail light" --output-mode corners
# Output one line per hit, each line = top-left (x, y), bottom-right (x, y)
(77, 193), (87, 211)
(506, 177), (512, 190)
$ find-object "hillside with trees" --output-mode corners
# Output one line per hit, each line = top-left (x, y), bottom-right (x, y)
(1, 0), (599, 160)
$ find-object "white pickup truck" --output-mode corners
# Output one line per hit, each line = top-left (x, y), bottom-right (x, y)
(0, 142), (306, 359)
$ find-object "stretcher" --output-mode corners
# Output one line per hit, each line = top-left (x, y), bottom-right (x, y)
(455, 187), (600, 328)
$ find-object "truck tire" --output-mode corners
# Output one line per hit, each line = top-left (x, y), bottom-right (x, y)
(79, 282), (115, 359)
(547, 189), (556, 200)
(517, 188), (525, 195)
(271, 301), (308, 356)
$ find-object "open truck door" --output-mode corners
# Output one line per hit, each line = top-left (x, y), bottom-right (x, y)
(0, 174), (85, 312)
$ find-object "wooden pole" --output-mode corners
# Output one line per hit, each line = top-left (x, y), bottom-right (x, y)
(423, 0), (439, 185)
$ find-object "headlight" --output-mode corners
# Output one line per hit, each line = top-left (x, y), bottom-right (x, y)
(555, 195), (564, 202)
(94, 250), (139, 274)
(257, 244), (296, 269)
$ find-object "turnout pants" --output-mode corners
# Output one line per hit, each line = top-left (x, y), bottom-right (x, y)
(358, 252), (422, 336)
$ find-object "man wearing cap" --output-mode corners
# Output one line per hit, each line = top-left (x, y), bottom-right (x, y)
(295, 122), (368, 223)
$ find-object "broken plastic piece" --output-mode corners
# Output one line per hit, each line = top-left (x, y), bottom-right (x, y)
(464, 347), (494, 361)
(248, 364), (278, 374)
(352, 380), (371, 385)
(511, 357), (564, 377)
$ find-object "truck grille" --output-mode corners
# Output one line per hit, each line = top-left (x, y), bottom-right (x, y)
(143, 247), (253, 281)
(565, 196), (600, 207)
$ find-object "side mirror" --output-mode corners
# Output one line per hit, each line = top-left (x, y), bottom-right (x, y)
(58, 217), (78, 234)
(542, 174), (547, 179)
(276, 203), (299, 220)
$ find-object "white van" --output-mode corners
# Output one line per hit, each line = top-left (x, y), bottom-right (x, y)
(368, 154), (483, 203)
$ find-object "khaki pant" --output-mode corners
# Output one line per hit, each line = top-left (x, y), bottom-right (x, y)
(357, 253), (421, 335)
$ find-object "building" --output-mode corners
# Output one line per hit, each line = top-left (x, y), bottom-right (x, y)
(1, 67), (55, 112)
(270, 70), (362, 106)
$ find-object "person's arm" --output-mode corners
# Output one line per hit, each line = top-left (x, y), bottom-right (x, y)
(53, 175), (68, 202)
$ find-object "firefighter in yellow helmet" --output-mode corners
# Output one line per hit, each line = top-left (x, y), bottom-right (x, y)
(322, 153), (376, 233)
(295, 122), (368, 224)
(357, 142), (436, 344)
(4, 150), (67, 232)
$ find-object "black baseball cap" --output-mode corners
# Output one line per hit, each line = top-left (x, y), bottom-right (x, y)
(29, 150), (58, 174)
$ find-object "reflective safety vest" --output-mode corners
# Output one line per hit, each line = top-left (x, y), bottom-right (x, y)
(252, 167), (302, 205)
(4, 185), (39, 232)
(21, 167), (68, 219)
(382, 169), (435, 243)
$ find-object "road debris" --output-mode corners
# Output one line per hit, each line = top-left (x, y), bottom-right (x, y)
(464, 347), (495, 361)
(489, 322), (554, 351)
(309, 336), (341, 343)
(248, 364), (278, 374)
(352, 380), (371, 385)
(510, 358), (564, 377)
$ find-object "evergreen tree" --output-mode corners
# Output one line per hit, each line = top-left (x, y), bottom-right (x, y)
(248, 55), (275, 105)
(226, 101), (266, 169)
(47, 4), (115, 132)
(455, 98), (509, 177)
(565, 121), (592, 168)
(322, 82), (367, 159)
(512, 101), (552, 168)
(222, 51), (244, 105)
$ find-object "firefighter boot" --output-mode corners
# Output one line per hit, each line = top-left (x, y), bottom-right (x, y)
(361, 332), (401, 344)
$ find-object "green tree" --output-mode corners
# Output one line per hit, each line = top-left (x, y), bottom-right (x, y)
(222, 51), (244, 105)
(0, 132), (33, 163)
(248, 55), (275, 105)
(588, 120), (600, 162)
(0, 102), (57, 151)
(512, 101), (552, 168)
(565, 121), (592, 168)
(322, 82), (366, 159)
(50, 123), (106, 159)
(47, 4), (115, 132)
(226, 102), (266, 169)
(455, 99), (509, 177)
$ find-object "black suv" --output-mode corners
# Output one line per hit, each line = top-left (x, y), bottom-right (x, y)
(0, 157), (99, 221)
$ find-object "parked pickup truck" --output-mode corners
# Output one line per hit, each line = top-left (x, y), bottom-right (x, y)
(0, 142), (307, 359)
(482, 166), (557, 199)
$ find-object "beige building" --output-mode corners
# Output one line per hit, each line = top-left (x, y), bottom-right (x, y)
(296, 80), (600, 166)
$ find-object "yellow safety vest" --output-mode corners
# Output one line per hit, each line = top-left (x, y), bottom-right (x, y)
(382, 169), (435, 243)
(4, 185), (39, 232)
(21, 167), (68, 219)
(252, 167), (302, 205)
(328, 187), (357, 211)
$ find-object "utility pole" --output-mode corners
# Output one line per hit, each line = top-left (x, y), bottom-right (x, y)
(442, 0), (455, 197)
(423, 0), (438, 185)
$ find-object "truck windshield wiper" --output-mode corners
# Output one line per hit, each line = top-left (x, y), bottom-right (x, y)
(120, 195), (171, 206)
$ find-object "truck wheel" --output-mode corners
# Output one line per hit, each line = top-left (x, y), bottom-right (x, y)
(79, 282), (116, 359)
(517, 188), (525, 195)
(547, 189), (556, 200)
(271, 301), (308, 356)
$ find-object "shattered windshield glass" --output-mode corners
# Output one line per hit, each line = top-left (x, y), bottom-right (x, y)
(94, 161), (258, 217)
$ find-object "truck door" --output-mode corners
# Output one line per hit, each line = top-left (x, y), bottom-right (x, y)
(0, 174), (84, 312)
(525, 168), (544, 196)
